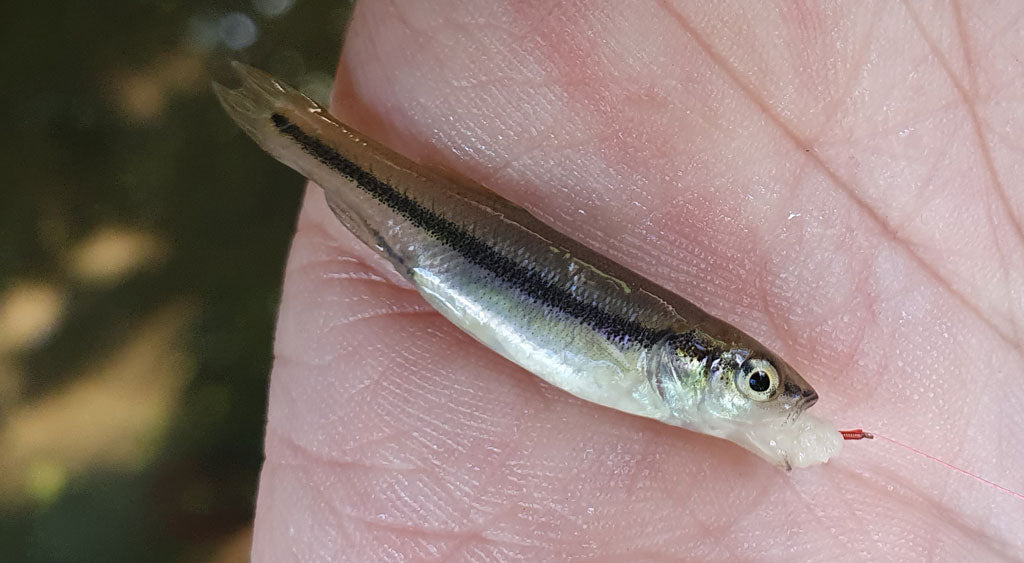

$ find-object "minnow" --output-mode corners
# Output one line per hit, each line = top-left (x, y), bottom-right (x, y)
(213, 62), (841, 469)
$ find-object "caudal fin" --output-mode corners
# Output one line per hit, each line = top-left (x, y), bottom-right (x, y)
(212, 61), (331, 156)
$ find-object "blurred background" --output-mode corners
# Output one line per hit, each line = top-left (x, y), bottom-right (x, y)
(0, 1), (354, 560)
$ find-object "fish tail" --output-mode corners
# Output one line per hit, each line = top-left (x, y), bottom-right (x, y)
(212, 62), (411, 261)
(212, 62), (329, 166)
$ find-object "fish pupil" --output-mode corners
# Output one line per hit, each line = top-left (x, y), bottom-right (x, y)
(749, 370), (770, 393)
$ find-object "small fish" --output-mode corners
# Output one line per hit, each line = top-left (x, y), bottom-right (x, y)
(214, 62), (842, 469)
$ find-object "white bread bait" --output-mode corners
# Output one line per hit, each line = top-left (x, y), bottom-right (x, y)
(214, 62), (842, 469)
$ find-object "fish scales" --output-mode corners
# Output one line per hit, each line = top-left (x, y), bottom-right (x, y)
(214, 62), (842, 469)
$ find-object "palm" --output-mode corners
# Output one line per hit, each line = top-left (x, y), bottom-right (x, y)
(253, 2), (1024, 559)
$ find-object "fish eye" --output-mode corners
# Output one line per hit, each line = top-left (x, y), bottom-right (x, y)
(735, 359), (779, 401)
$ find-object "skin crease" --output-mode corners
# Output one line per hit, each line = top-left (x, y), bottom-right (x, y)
(251, 1), (1024, 561)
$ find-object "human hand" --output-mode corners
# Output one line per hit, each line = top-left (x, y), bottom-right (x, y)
(252, 2), (1024, 559)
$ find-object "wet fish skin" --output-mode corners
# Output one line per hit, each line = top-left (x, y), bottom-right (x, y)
(214, 62), (841, 469)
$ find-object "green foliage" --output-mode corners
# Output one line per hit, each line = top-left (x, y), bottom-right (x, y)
(0, 0), (354, 560)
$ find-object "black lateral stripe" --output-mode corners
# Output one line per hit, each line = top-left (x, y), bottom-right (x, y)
(271, 113), (662, 345)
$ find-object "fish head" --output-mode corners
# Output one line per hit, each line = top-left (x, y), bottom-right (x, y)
(702, 349), (840, 468)
(704, 349), (817, 421)
(659, 331), (840, 468)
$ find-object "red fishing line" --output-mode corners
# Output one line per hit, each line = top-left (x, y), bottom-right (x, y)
(840, 429), (1024, 502)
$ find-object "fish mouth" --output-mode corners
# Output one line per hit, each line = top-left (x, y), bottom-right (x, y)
(785, 389), (818, 423)
(797, 388), (819, 409)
